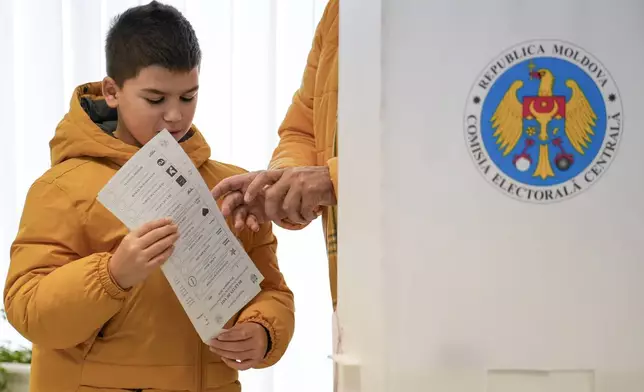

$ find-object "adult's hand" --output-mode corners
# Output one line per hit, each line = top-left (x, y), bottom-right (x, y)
(245, 166), (335, 224)
(211, 166), (335, 228)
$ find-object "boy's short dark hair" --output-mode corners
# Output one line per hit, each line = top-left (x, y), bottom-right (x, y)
(105, 1), (201, 86)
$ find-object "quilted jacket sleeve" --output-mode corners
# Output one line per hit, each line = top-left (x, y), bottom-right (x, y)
(268, 0), (337, 171)
(235, 221), (295, 368)
(3, 180), (129, 349)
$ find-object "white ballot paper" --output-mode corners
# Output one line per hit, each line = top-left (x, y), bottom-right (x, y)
(97, 130), (264, 342)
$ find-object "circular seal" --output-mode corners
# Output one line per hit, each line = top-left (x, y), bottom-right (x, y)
(464, 39), (623, 203)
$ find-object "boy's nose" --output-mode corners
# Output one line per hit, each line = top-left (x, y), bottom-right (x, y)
(163, 108), (182, 123)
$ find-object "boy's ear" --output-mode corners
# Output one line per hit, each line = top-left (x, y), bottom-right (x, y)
(102, 77), (120, 108)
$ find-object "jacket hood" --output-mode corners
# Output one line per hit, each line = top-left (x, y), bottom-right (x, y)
(50, 82), (211, 168)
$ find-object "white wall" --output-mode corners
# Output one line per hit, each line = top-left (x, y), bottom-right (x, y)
(338, 1), (644, 391)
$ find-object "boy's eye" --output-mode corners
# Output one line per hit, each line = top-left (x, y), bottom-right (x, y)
(180, 95), (196, 102)
(145, 97), (164, 104)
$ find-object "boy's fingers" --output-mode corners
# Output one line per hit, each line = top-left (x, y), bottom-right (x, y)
(147, 245), (174, 268)
(143, 233), (179, 259)
(139, 223), (178, 249)
(233, 206), (248, 230)
(133, 217), (173, 237)
(246, 214), (260, 232)
(221, 192), (244, 217)
(221, 357), (255, 371)
(216, 331), (248, 342)
(209, 346), (256, 361)
(211, 173), (257, 200)
(209, 337), (254, 352)
(216, 325), (251, 342)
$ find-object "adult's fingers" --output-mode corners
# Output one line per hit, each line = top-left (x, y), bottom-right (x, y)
(244, 171), (284, 202)
(263, 178), (291, 222)
(300, 193), (319, 223)
(282, 185), (306, 224)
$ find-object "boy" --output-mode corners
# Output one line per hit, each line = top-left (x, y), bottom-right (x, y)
(2, 2), (294, 391)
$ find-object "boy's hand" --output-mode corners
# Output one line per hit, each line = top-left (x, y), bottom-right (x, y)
(218, 190), (267, 232)
(109, 218), (179, 289)
(211, 172), (270, 232)
(208, 322), (269, 371)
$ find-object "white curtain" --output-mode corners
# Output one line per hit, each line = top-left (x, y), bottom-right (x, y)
(0, 0), (333, 391)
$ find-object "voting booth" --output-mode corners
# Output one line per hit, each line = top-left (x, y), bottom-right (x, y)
(336, 1), (644, 391)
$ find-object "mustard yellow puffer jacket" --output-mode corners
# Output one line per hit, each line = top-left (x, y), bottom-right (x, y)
(3, 82), (295, 392)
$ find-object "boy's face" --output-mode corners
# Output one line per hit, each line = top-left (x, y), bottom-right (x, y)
(103, 65), (199, 146)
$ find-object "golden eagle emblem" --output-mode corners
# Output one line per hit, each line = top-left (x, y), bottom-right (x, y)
(490, 60), (597, 179)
